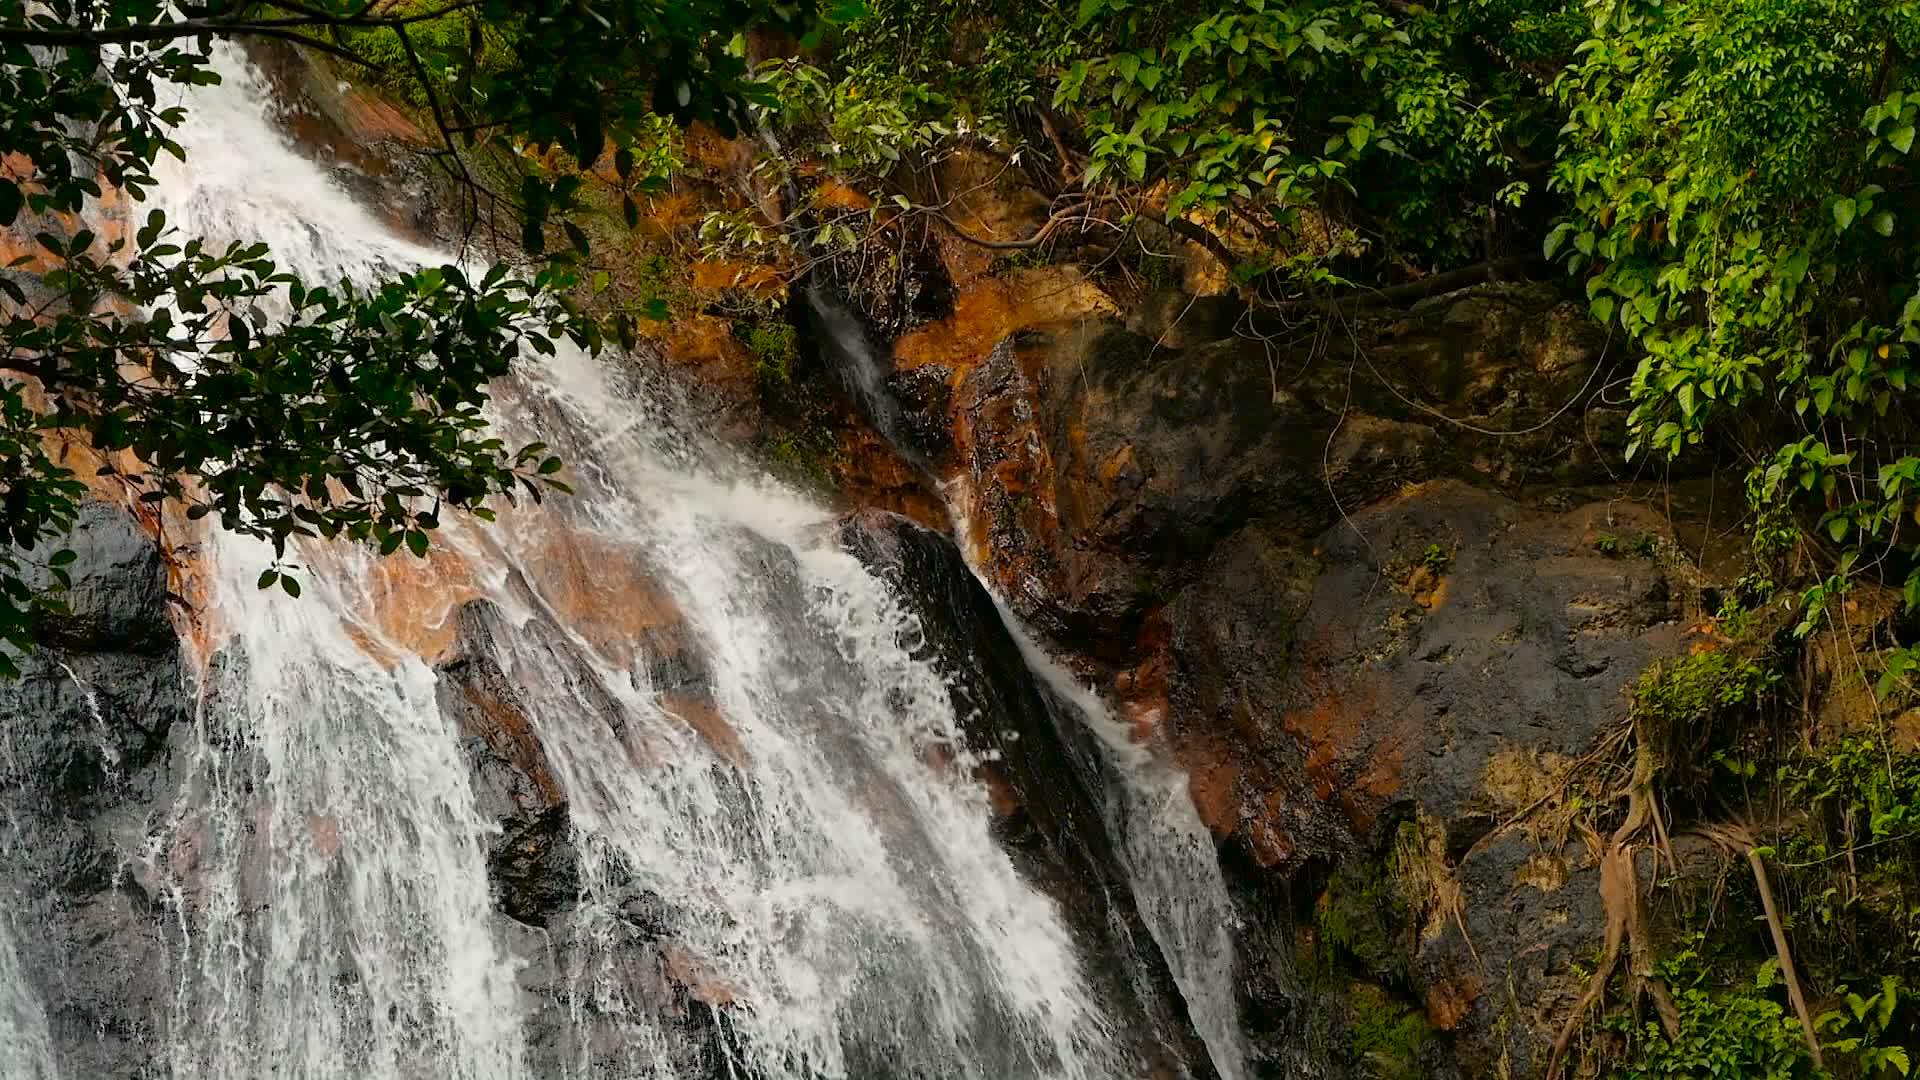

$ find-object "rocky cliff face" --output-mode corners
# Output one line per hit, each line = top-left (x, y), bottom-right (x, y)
(811, 238), (1721, 1076)
(0, 45), (1749, 1079)
(0, 502), (189, 1077)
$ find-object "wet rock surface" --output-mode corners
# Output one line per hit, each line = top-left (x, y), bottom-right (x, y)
(438, 598), (585, 928)
(1175, 483), (1689, 859)
(0, 502), (188, 1078)
(1169, 488), (1704, 1077)
(841, 508), (1221, 1080)
(907, 282), (1621, 646)
(438, 595), (749, 1079)
(821, 259), (1710, 1077)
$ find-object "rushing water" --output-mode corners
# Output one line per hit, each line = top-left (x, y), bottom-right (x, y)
(0, 913), (60, 1080)
(939, 501), (1251, 1080)
(4, 45), (1251, 1080)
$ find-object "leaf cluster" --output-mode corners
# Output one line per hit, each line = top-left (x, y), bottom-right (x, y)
(0, 0), (827, 668)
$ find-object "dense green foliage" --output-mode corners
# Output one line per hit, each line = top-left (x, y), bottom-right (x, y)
(1610, 939), (1815, 1080)
(758, 0), (1581, 286)
(1548, 0), (1920, 630)
(756, 0), (1920, 648)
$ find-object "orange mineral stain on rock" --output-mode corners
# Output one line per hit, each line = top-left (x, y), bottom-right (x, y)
(530, 528), (690, 669)
(689, 258), (787, 298)
(1281, 670), (1408, 835)
(659, 691), (747, 767)
(683, 122), (752, 174)
(975, 762), (1023, 819)
(642, 311), (757, 393)
(1182, 738), (1243, 838)
(893, 269), (1117, 377)
(446, 663), (567, 808)
(813, 179), (873, 211)
(356, 544), (484, 664)
(1424, 975), (1481, 1031)
(834, 426), (949, 529)
(662, 943), (739, 1008)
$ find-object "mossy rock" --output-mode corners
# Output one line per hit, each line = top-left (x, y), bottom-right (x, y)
(1316, 857), (1411, 984)
(1347, 981), (1433, 1080)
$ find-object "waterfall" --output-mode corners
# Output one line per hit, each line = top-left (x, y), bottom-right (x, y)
(0, 43), (1252, 1079)
(0, 913), (60, 1080)
(804, 281), (1253, 1080)
(1007, 632), (1250, 1080)
(804, 282), (921, 467)
(942, 505), (1251, 1080)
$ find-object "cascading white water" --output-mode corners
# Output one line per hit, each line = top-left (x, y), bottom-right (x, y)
(105, 45), (1192, 1080)
(1, 658), (64, 1080)
(0, 911), (61, 1080)
(1010, 633), (1250, 1080)
(942, 503), (1251, 1080)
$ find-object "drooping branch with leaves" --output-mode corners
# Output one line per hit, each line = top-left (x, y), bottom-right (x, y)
(0, 0), (832, 671)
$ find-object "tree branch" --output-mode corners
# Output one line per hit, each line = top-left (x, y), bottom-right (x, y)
(0, 2), (477, 61)
(1252, 255), (1548, 324)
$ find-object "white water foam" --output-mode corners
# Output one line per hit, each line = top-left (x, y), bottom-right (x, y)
(122, 45), (1149, 1080)
(945, 486), (1251, 1080)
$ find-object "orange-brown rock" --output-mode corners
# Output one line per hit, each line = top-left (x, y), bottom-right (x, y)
(659, 691), (746, 767)
(814, 179), (874, 211)
(526, 526), (690, 669)
(830, 424), (948, 530)
(689, 258), (787, 298)
(1180, 737), (1241, 839)
(893, 268), (1116, 375)
(1424, 976), (1481, 1031)
(351, 543), (484, 664)
(682, 121), (754, 175)
(661, 943), (739, 1008)
(911, 149), (1050, 289)
(643, 311), (758, 396)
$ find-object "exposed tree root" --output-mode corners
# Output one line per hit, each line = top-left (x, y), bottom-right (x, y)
(1694, 821), (1825, 1071)
(1547, 734), (1677, 1078)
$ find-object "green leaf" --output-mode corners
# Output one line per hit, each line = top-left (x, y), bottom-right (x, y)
(0, 179), (20, 228)
(1892, 124), (1916, 154)
(1875, 211), (1896, 237)
(1544, 223), (1574, 260)
(406, 531), (429, 558)
(257, 569), (279, 590)
(280, 575), (301, 599)
(1782, 249), (1810, 284)
(1834, 199), (1857, 231)
(1591, 296), (1616, 324)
